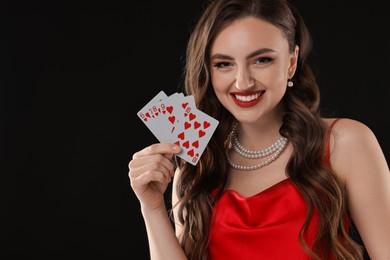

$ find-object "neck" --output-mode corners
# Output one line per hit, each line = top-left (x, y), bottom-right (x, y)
(226, 122), (288, 171)
(236, 119), (283, 150)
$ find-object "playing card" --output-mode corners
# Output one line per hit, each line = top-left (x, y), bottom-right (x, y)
(137, 92), (182, 142)
(172, 103), (219, 165)
(137, 90), (168, 123)
(157, 94), (196, 134)
(137, 91), (219, 166)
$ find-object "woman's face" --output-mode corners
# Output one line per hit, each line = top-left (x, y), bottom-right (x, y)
(209, 16), (298, 124)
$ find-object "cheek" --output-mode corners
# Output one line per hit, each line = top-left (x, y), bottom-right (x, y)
(211, 75), (230, 107)
(253, 66), (287, 88)
(211, 82), (226, 102)
(211, 72), (231, 93)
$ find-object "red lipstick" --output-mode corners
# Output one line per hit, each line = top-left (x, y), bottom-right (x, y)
(230, 90), (265, 108)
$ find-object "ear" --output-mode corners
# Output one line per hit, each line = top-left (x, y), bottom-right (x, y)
(288, 45), (299, 78)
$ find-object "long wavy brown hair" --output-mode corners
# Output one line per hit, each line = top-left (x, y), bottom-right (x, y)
(171, 0), (363, 259)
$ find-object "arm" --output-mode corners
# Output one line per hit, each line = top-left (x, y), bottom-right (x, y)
(129, 143), (188, 260)
(171, 167), (185, 239)
(330, 118), (390, 259)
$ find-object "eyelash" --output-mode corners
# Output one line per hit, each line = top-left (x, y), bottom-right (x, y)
(213, 62), (231, 68)
(213, 57), (273, 68)
(254, 57), (273, 64)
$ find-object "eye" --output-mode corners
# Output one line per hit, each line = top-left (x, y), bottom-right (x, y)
(213, 62), (233, 69)
(254, 57), (273, 64)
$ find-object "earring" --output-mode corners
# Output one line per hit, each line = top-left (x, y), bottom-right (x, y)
(287, 79), (294, 87)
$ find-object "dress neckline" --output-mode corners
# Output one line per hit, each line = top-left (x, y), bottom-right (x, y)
(221, 178), (291, 199)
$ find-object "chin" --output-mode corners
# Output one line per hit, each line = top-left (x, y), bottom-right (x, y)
(232, 115), (261, 124)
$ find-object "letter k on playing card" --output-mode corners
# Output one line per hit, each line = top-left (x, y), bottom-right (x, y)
(137, 91), (219, 165)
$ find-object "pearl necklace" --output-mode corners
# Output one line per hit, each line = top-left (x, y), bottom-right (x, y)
(226, 124), (288, 171)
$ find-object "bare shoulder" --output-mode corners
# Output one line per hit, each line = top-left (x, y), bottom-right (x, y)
(324, 117), (377, 152)
(324, 117), (374, 140)
(325, 119), (390, 257)
(324, 118), (388, 181)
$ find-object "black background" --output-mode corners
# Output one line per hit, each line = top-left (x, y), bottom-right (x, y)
(1, 1), (389, 259)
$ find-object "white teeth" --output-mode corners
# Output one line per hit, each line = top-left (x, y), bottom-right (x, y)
(235, 93), (261, 102)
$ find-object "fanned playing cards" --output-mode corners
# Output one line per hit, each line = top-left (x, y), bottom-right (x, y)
(137, 91), (219, 165)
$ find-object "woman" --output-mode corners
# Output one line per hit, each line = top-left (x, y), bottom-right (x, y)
(129, 0), (390, 259)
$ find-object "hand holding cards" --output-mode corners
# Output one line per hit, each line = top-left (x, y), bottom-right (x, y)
(137, 91), (219, 165)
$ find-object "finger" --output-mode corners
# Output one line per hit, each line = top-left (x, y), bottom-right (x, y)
(137, 168), (172, 185)
(129, 154), (174, 179)
(133, 143), (181, 160)
(130, 163), (173, 190)
(129, 154), (174, 175)
(132, 170), (170, 195)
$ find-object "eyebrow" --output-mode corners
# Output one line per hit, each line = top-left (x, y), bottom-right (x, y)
(210, 48), (276, 60)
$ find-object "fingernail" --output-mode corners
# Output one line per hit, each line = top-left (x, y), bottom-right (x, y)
(172, 145), (181, 152)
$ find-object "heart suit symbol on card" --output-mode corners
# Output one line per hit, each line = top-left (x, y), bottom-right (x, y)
(169, 116), (175, 124)
(189, 113), (196, 121)
(204, 121), (210, 129)
(184, 122), (191, 130)
(183, 141), (190, 149)
(192, 140), (199, 148)
(166, 106), (174, 114)
(199, 130), (206, 138)
(194, 121), (201, 129)
(178, 132), (185, 140)
(187, 149), (194, 157)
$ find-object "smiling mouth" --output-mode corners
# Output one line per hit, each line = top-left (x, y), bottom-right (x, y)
(230, 90), (265, 107)
(231, 90), (265, 101)
(234, 92), (261, 102)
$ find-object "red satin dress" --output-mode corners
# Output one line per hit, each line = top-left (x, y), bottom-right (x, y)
(208, 119), (342, 259)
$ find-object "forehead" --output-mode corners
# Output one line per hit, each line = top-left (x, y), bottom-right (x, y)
(210, 16), (289, 56)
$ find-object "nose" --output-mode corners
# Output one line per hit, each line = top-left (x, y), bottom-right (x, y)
(234, 67), (255, 91)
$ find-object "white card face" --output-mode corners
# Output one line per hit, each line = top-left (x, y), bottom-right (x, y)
(137, 91), (168, 124)
(172, 103), (219, 165)
(162, 95), (196, 134)
(137, 92), (181, 142)
(146, 90), (167, 107)
(137, 91), (219, 165)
